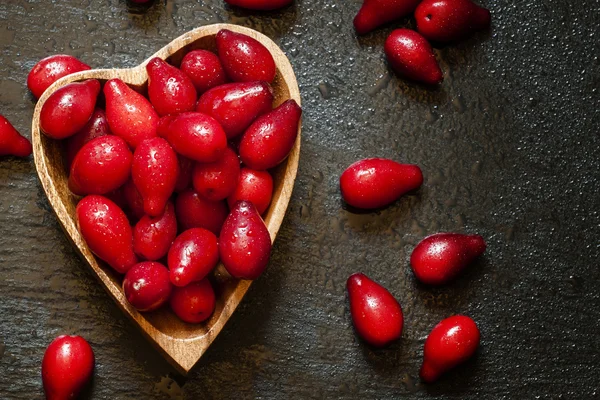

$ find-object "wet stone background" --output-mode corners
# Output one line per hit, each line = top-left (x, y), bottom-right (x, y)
(0, 0), (599, 399)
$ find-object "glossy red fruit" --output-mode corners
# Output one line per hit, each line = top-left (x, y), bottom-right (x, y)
(68, 135), (132, 196)
(175, 189), (228, 234)
(384, 29), (443, 85)
(239, 99), (301, 170)
(65, 108), (111, 167)
(216, 29), (276, 83)
(340, 158), (423, 209)
(168, 228), (219, 287)
(192, 147), (240, 201)
(354, 0), (422, 35)
(174, 154), (194, 192)
(420, 315), (480, 382)
(415, 0), (491, 43)
(228, 168), (273, 215)
(170, 279), (216, 323)
(166, 112), (228, 162)
(104, 78), (158, 148)
(346, 273), (403, 347)
(133, 202), (177, 261)
(157, 114), (177, 138)
(180, 50), (227, 94)
(122, 262), (172, 311)
(132, 137), (179, 216)
(42, 335), (94, 400)
(146, 57), (197, 116)
(219, 201), (271, 279)
(40, 79), (100, 140)
(224, 0), (292, 10)
(196, 81), (273, 139)
(123, 178), (146, 222)
(0, 115), (32, 157)
(27, 55), (91, 99)
(76, 195), (138, 273)
(410, 233), (486, 285)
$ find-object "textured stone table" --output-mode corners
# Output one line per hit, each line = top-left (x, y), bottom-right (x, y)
(0, 0), (599, 398)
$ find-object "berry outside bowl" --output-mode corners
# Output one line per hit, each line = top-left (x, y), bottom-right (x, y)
(31, 23), (301, 375)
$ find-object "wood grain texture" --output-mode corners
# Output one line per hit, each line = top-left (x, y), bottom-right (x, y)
(31, 23), (301, 375)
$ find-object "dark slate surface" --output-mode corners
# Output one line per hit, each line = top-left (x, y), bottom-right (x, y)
(1, 0), (599, 398)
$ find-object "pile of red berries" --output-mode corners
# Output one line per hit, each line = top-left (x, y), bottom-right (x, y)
(34, 29), (301, 324)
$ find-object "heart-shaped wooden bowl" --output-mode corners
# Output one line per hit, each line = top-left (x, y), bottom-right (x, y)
(31, 23), (300, 375)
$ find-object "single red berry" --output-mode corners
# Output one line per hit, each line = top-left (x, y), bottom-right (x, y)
(175, 189), (228, 234)
(122, 261), (173, 312)
(415, 0), (491, 43)
(410, 233), (486, 285)
(42, 335), (94, 400)
(192, 147), (240, 201)
(168, 228), (219, 287)
(340, 158), (423, 209)
(104, 78), (159, 149)
(40, 79), (100, 140)
(227, 168), (273, 215)
(68, 135), (132, 196)
(146, 57), (197, 116)
(239, 99), (301, 170)
(224, 0), (293, 10)
(219, 200), (272, 280)
(354, 0), (422, 35)
(216, 29), (276, 83)
(76, 195), (138, 274)
(166, 112), (228, 162)
(347, 273), (403, 347)
(384, 29), (443, 85)
(420, 315), (480, 382)
(196, 81), (274, 139)
(64, 108), (111, 168)
(0, 115), (32, 157)
(132, 137), (179, 216)
(133, 202), (178, 261)
(27, 55), (91, 99)
(170, 279), (216, 323)
(180, 50), (227, 94)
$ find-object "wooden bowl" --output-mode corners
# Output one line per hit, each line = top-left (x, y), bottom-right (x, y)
(31, 23), (301, 375)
